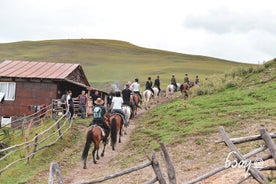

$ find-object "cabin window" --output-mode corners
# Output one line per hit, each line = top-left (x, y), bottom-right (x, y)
(0, 82), (16, 101)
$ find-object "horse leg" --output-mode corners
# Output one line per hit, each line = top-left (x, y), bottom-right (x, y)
(92, 146), (97, 164)
(101, 142), (106, 157)
(83, 157), (87, 169)
(119, 127), (122, 143)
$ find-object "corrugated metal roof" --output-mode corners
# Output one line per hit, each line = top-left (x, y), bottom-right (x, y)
(0, 60), (81, 79)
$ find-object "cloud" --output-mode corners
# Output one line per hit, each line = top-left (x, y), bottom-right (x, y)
(184, 8), (276, 34)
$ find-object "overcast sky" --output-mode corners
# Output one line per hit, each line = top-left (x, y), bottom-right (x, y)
(0, 0), (275, 64)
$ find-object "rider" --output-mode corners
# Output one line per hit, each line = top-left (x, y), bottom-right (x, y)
(130, 78), (142, 105)
(122, 83), (133, 107)
(145, 77), (154, 97)
(89, 98), (110, 144)
(154, 75), (161, 95)
(111, 91), (128, 127)
(171, 74), (178, 91)
(184, 73), (191, 88)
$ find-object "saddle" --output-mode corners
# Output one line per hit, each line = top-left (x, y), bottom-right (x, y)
(91, 124), (105, 137)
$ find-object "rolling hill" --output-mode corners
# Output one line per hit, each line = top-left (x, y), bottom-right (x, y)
(0, 39), (255, 90)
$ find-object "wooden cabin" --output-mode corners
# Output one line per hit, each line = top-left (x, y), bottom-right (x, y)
(0, 60), (106, 125)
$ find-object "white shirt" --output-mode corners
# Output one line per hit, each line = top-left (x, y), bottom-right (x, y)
(131, 82), (140, 92)
(112, 97), (123, 110)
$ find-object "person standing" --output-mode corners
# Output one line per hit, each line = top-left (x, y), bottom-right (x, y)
(91, 90), (100, 106)
(154, 75), (161, 95)
(107, 88), (115, 110)
(78, 90), (88, 119)
(66, 90), (74, 120)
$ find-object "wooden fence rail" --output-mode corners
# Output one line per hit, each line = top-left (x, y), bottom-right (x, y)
(48, 142), (176, 184)
(185, 126), (276, 184)
(0, 107), (72, 174)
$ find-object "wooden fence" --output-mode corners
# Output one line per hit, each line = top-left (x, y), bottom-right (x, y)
(185, 126), (276, 184)
(49, 126), (276, 184)
(0, 106), (72, 174)
(48, 142), (177, 184)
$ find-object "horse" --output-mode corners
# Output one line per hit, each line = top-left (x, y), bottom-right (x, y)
(143, 89), (153, 110)
(122, 104), (132, 128)
(108, 113), (124, 150)
(152, 87), (160, 103)
(166, 83), (181, 97)
(81, 117), (110, 168)
(180, 82), (189, 99)
(132, 93), (141, 116)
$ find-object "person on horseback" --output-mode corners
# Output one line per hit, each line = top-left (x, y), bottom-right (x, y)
(171, 74), (178, 91)
(184, 73), (191, 88)
(195, 75), (200, 85)
(145, 77), (154, 97)
(111, 91), (129, 127)
(89, 98), (110, 144)
(154, 75), (161, 95)
(122, 83), (133, 107)
(130, 78), (142, 105)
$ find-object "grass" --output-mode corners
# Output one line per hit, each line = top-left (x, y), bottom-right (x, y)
(0, 119), (90, 184)
(0, 40), (275, 182)
(119, 60), (276, 165)
(0, 39), (255, 90)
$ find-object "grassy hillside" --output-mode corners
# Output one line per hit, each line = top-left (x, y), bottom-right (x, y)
(0, 39), (254, 90)
(0, 53), (275, 183)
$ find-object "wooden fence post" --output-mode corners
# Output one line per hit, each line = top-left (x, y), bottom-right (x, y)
(219, 126), (268, 184)
(160, 142), (176, 184)
(25, 120), (32, 165)
(56, 121), (62, 138)
(259, 128), (276, 164)
(151, 151), (167, 184)
(48, 162), (64, 184)
(32, 133), (38, 158)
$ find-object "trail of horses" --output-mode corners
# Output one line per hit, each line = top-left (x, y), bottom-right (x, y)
(62, 100), (157, 184)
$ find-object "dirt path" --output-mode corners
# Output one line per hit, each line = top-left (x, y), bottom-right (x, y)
(62, 97), (167, 184)
(53, 94), (275, 184)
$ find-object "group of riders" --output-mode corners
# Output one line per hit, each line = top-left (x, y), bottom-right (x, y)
(89, 74), (199, 144)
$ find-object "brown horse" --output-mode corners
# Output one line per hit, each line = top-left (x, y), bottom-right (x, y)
(132, 93), (141, 116)
(109, 113), (124, 150)
(180, 82), (189, 99)
(81, 117), (110, 168)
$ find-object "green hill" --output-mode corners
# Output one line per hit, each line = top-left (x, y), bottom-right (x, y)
(0, 39), (254, 90)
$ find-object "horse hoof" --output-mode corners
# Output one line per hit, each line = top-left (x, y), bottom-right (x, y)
(83, 166), (87, 169)
(101, 153), (104, 157)
(93, 161), (97, 164)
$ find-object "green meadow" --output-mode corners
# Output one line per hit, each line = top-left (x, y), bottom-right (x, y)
(0, 39), (275, 183)
(0, 39), (254, 90)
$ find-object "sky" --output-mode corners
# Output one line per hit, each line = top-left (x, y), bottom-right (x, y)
(0, 0), (275, 64)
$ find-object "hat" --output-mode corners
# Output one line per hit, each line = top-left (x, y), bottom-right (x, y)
(94, 98), (104, 105)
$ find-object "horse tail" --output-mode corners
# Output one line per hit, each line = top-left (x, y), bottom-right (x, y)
(110, 118), (117, 146)
(81, 127), (93, 160)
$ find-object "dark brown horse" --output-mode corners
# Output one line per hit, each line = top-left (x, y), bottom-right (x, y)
(109, 113), (124, 150)
(180, 82), (189, 99)
(81, 117), (110, 168)
(132, 93), (141, 116)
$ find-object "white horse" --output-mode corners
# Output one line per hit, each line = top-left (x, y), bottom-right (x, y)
(122, 105), (132, 134)
(152, 87), (160, 103)
(143, 89), (153, 110)
(166, 83), (181, 98)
